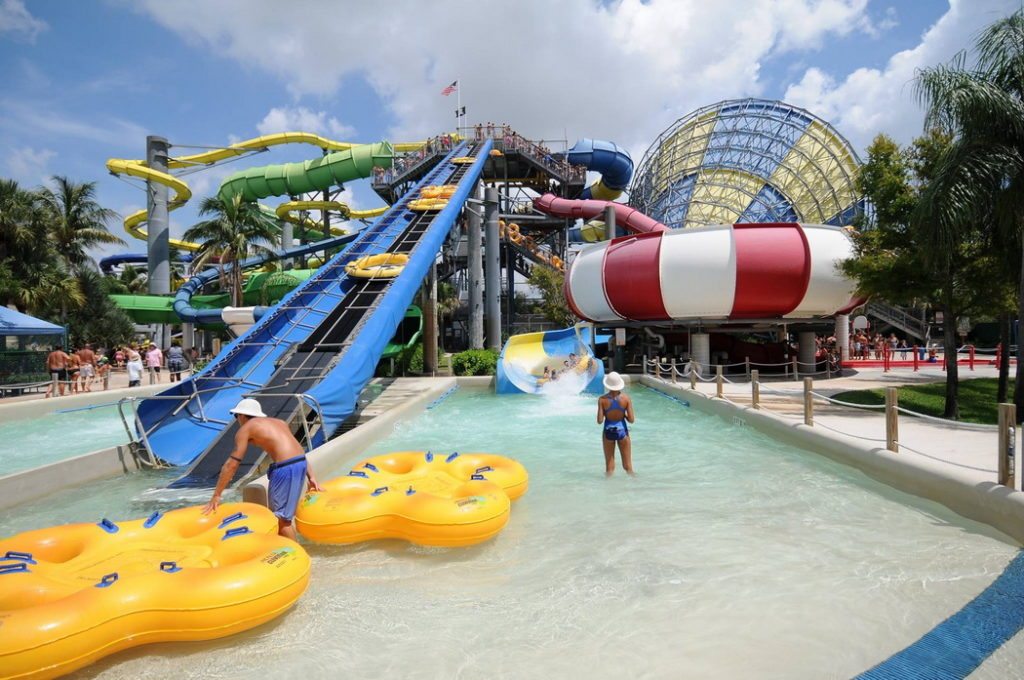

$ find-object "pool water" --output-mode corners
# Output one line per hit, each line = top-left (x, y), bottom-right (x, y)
(0, 405), (129, 474)
(3, 387), (1023, 678)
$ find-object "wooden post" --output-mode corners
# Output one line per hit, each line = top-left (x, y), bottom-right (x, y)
(716, 365), (723, 398)
(655, 356), (662, 380)
(689, 364), (697, 390)
(969, 345), (975, 371)
(792, 356), (799, 380)
(670, 358), (677, 384)
(885, 387), (899, 453)
(803, 378), (814, 426)
(998, 403), (1016, 489)
(642, 353), (648, 375)
(913, 346), (919, 372)
(751, 369), (760, 409)
(745, 356), (751, 380)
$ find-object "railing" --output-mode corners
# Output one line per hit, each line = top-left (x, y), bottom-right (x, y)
(865, 301), (929, 341)
(642, 356), (1017, 489)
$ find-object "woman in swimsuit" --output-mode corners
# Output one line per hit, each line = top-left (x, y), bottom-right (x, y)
(597, 372), (635, 476)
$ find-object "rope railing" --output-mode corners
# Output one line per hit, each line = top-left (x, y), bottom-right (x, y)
(642, 354), (1017, 487)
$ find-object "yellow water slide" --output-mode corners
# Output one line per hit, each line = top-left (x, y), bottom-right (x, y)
(105, 132), (438, 251)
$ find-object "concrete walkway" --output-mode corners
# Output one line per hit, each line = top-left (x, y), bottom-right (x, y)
(648, 365), (1016, 489)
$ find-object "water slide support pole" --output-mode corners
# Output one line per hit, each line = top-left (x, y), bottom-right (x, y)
(484, 186), (501, 350)
(423, 262), (438, 374)
(468, 182), (484, 349)
(835, 313), (849, 362)
(146, 135), (170, 348)
(603, 204), (616, 241)
(281, 202), (294, 270)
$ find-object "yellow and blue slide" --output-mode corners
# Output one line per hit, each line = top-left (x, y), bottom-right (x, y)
(496, 325), (605, 395)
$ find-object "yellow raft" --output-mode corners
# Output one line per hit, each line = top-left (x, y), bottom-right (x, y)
(408, 198), (449, 211)
(0, 503), (310, 680)
(296, 451), (528, 547)
(344, 253), (408, 279)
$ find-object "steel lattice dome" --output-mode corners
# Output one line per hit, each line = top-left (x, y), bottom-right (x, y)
(630, 98), (864, 228)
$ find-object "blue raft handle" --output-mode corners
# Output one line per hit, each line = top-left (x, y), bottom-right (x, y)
(97, 518), (119, 534)
(471, 474), (487, 481)
(0, 563), (28, 574)
(160, 561), (181, 573)
(371, 486), (389, 497)
(217, 512), (247, 529)
(446, 452), (459, 463)
(348, 470), (368, 478)
(2, 551), (36, 564)
(425, 451), (434, 462)
(96, 572), (119, 588)
(475, 466), (493, 473)
(363, 462), (379, 472)
(222, 526), (252, 540)
(143, 511), (163, 529)
(406, 486), (416, 496)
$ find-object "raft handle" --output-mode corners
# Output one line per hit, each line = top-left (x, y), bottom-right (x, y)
(371, 486), (389, 497)
(446, 452), (460, 463)
(348, 470), (368, 478)
(475, 466), (493, 473)
(222, 526), (252, 540)
(96, 572), (119, 588)
(2, 551), (36, 564)
(97, 518), (120, 534)
(217, 512), (247, 529)
(160, 561), (182, 573)
(425, 451), (434, 462)
(0, 563), (28, 574)
(471, 474), (487, 481)
(406, 486), (416, 496)
(143, 511), (163, 528)
(363, 462), (379, 472)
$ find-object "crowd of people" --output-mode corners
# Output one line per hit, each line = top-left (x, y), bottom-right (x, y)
(43, 340), (202, 397)
(849, 332), (912, 360)
(540, 353), (582, 383)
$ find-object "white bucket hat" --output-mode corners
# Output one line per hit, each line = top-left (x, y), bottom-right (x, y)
(603, 372), (625, 391)
(230, 398), (267, 418)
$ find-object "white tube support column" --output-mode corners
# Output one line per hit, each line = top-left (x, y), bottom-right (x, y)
(835, 314), (850, 362)
(798, 330), (817, 372)
(691, 332), (710, 377)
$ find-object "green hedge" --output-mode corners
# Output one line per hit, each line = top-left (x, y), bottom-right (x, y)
(451, 348), (499, 376)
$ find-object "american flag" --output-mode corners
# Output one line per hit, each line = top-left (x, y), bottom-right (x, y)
(440, 80), (458, 96)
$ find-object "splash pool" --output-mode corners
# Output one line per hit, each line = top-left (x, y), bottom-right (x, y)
(3, 387), (1023, 678)
(0, 404), (128, 474)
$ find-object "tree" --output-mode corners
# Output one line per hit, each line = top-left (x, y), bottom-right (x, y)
(105, 265), (148, 295)
(65, 270), (135, 348)
(37, 176), (122, 272)
(914, 9), (1024, 419)
(527, 265), (574, 327)
(183, 194), (280, 307)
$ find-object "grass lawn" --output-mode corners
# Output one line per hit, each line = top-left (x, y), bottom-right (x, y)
(833, 378), (1004, 425)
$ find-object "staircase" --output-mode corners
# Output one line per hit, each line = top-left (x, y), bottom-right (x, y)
(865, 301), (930, 342)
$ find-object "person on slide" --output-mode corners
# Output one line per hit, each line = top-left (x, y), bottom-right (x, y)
(597, 372), (635, 476)
(203, 398), (322, 539)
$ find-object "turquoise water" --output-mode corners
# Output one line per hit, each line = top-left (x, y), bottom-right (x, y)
(3, 387), (1023, 678)
(0, 404), (130, 474)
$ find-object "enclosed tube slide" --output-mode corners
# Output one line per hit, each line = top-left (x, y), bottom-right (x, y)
(566, 139), (634, 201)
(533, 194), (668, 234)
(496, 325), (604, 395)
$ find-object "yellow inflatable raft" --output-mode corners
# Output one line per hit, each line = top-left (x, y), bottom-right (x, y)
(0, 503), (310, 679)
(420, 184), (457, 199)
(344, 253), (408, 279)
(296, 451), (528, 547)
(450, 156), (477, 164)
(408, 198), (449, 211)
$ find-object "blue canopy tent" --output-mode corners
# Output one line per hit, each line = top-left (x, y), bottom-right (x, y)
(0, 307), (65, 391)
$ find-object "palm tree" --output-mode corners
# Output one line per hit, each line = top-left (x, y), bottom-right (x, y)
(37, 176), (122, 272)
(914, 9), (1024, 419)
(183, 194), (279, 307)
(105, 265), (148, 295)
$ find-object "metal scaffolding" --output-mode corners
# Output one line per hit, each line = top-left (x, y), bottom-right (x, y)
(630, 98), (865, 229)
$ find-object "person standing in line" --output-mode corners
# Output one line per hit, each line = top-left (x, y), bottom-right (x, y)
(597, 372), (635, 477)
(145, 342), (163, 383)
(167, 340), (187, 382)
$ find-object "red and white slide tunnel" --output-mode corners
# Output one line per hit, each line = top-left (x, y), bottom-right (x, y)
(564, 222), (861, 323)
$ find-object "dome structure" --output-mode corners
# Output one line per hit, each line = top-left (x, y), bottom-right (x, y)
(630, 99), (863, 229)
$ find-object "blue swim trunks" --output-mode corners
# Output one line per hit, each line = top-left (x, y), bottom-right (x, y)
(268, 455), (308, 521)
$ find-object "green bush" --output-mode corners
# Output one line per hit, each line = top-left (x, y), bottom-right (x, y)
(406, 345), (424, 373)
(451, 348), (499, 376)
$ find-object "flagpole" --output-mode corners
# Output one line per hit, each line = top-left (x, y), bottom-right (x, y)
(457, 78), (462, 135)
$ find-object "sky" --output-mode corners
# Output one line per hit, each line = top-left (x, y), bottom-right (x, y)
(0, 0), (1019, 257)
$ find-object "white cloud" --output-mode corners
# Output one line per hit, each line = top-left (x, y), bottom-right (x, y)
(256, 107), (356, 138)
(0, 99), (148, 148)
(6, 146), (55, 184)
(134, 0), (882, 159)
(0, 0), (46, 43)
(784, 0), (1020, 152)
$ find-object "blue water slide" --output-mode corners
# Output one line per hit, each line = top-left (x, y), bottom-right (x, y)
(134, 140), (490, 471)
(99, 252), (191, 274)
(567, 138), (634, 201)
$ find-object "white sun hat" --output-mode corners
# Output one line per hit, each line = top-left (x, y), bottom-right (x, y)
(230, 398), (267, 418)
(603, 372), (625, 391)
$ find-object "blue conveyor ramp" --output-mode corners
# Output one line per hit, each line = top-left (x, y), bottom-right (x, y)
(132, 139), (492, 487)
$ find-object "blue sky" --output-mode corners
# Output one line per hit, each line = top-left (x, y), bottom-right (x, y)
(0, 0), (1016, 255)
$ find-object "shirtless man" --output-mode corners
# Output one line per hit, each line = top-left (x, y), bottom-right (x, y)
(203, 398), (321, 538)
(44, 346), (69, 397)
(78, 344), (96, 392)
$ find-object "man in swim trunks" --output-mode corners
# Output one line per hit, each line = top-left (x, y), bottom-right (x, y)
(78, 343), (96, 392)
(597, 372), (635, 476)
(202, 398), (322, 539)
(45, 346), (69, 397)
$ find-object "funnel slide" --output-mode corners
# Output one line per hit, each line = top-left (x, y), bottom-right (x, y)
(496, 326), (604, 395)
